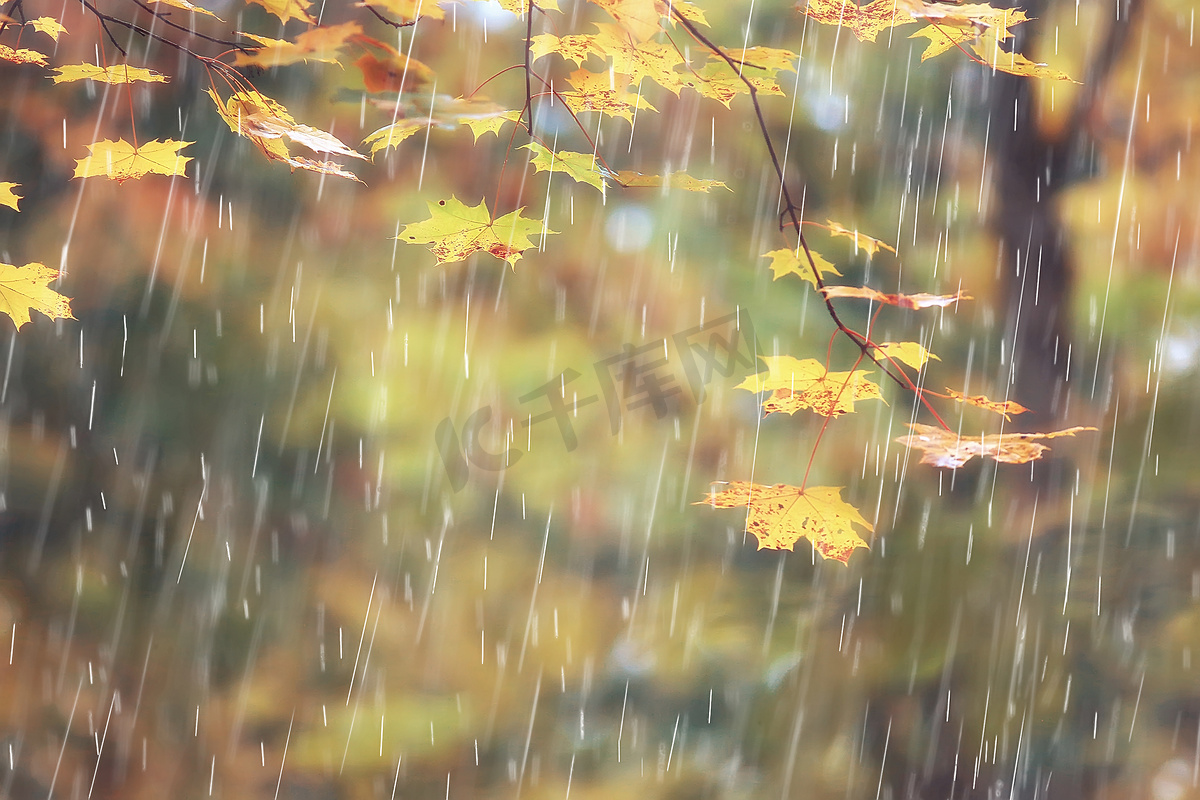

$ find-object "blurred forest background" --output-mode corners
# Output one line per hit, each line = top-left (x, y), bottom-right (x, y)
(1, 0), (1200, 797)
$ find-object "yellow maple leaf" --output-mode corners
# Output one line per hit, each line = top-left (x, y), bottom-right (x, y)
(0, 44), (49, 66)
(555, 69), (657, 123)
(594, 24), (688, 93)
(737, 355), (884, 418)
(589, 0), (664, 41)
(944, 389), (1029, 421)
(27, 17), (66, 41)
(208, 89), (365, 174)
(971, 30), (1078, 82)
(684, 56), (790, 107)
(872, 341), (939, 370)
(612, 170), (728, 192)
(246, 0), (315, 25)
(50, 64), (168, 84)
(398, 197), (556, 268)
(0, 262), (75, 330)
(73, 139), (193, 183)
(148, 0), (222, 18)
(530, 32), (604, 67)
(896, 423), (1096, 469)
(798, 0), (1025, 43)
(0, 183), (20, 211)
(762, 248), (841, 287)
(458, 109), (523, 141)
(696, 482), (871, 563)
(363, 119), (427, 157)
(909, 23), (978, 61)
(522, 143), (608, 192)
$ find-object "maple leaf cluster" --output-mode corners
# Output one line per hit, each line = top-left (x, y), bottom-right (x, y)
(0, 0), (1095, 567)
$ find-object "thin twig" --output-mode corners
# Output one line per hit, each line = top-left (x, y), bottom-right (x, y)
(524, 2), (536, 136)
(670, 7), (913, 394)
(124, 0), (253, 51)
(363, 4), (417, 29)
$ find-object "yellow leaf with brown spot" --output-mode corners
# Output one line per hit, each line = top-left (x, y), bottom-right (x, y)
(73, 139), (193, 183)
(736, 356), (884, 418)
(0, 45), (49, 66)
(696, 482), (871, 563)
(556, 69), (657, 123)
(896, 423), (1096, 469)
(398, 197), (556, 268)
(0, 262), (75, 330)
(798, 0), (1028, 43)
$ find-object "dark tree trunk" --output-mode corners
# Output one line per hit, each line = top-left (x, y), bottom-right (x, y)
(988, 0), (1142, 427)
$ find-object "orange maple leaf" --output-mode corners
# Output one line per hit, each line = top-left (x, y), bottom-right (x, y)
(945, 389), (1029, 420)
(896, 423), (1096, 469)
(819, 285), (971, 309)
(0, 262), (75, 329)
(696, 482), (871, 563)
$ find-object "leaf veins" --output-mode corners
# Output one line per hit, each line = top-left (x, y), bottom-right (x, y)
(398, 197), (556, 268)
(696, 482), (871, 563)
(73, 139), (193, 183)
(0, 262), (75, 329)
(737, 355), (884, 418)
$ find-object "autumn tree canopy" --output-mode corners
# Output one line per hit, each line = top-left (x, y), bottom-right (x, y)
(0, 0), (1110, 563)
